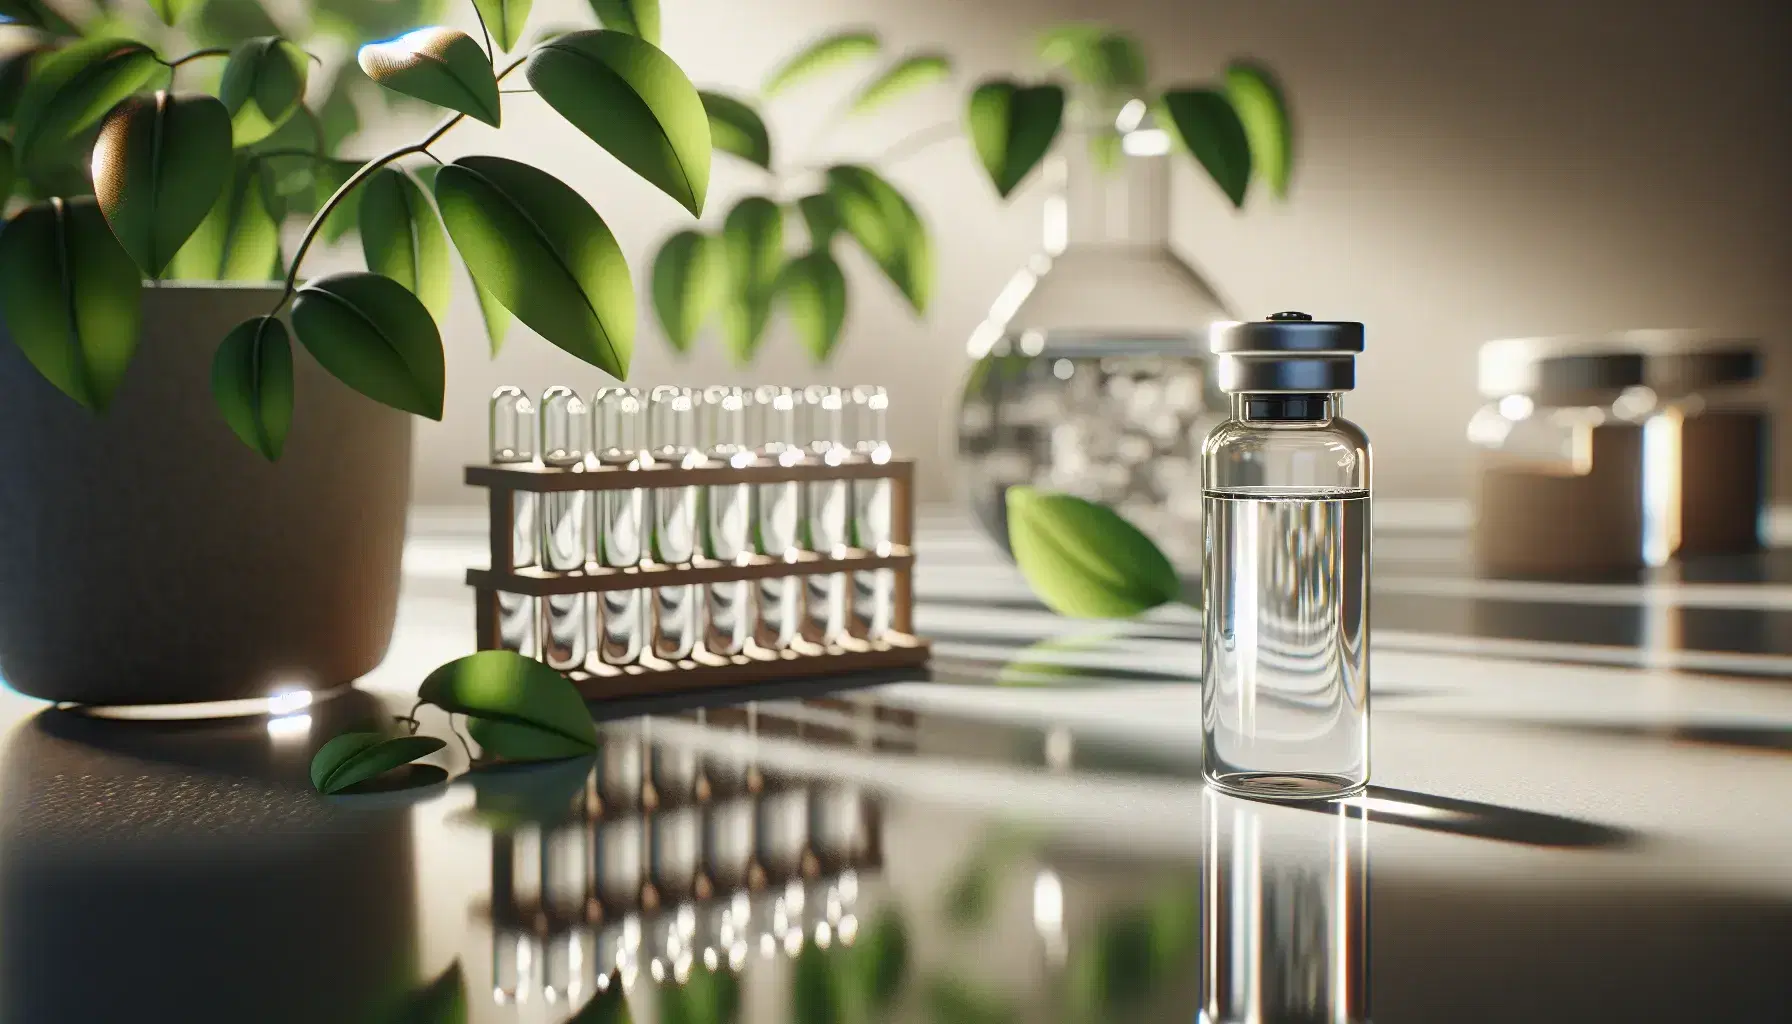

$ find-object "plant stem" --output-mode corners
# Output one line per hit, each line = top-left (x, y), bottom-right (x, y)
(272, 56), (528, 310)
(165, 47), (232, 68)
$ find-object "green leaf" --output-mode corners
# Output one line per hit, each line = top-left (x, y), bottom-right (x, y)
(359, 167), (452, 322)
(91, 91), (233, 278)
(797, 192), (839, 247)
(778, 250), (845, 365)
(314, 158), (367, 244)
(526, 29), (710, 216)
(0, 196), (141, 411)
(290, 270), (446, 419)
(965, 80), (1063, 199)
(849, 53), (949, 116)
(825, 164), (931, 313)
(309, 732), (446, 794)
(1005, 487), (1179, 618)
(924, 978), (1017, 1024)
(1226, 61), (1292, 199)
(699, 90), (770, 170)
(718, 195), (779, 363)
(566, 980), (634, 1023)
(211, 315), (293, 461)
(380, 961), (469, 1024)
(853, 909), (909, 1010)
(11, 38), (161, 170)
(1088, 126), (1122, 173)
(468, 716), (597, 763)
(434, 154), (633, 379)
(763, 30), (878, 97)
(417, 649), (598, 750)
(191, 0), (283, 47)
(472, 0), (534, 52)
(0, 45), (44, 123)
(359, 27), (502, 128)
(166, 157), (281, 281)
(662, 965), (739, 1024)
(147, 0), (198, 26)
(219, 36), (309, 146)
(317, 66), (362, 155)
(472, 273), (510, 355)
(584, 0), (659, 47)
(0, 0), (77, 34)
(1037, 25), (1147, 94)
(651, 229), (721, 354)
(0, 140), (14, 203)
(1157, 88), (1251, 209)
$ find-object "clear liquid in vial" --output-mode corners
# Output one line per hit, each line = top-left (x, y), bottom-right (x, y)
(804, 478), (848, 644)
(1202, 489), (1369, 798)
(849, 477), (893, 639)
(598, 482), (645, 665)
(498, 491), (538, 657)
(705, 481), (751, 655)
(755, 481), (800, 649)
(539, 489), (588, 670)
(652, 483), (698, 660)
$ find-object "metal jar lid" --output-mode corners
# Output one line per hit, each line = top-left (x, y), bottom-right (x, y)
(1479, 330), (1761, 404)
(1210, 311), (1366, 393)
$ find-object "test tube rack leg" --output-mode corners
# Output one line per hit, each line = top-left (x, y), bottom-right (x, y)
(466, 458), (930, 701)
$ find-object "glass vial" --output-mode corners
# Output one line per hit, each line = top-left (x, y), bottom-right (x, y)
(649, 386), (699, 662)
(1201, 788), (1370, 1023)
(848, 385), (893, 640)
(539, 387), (590, 672)
(1202, 313), (1370, 800)
(595, 388), (646, 666)
(752, 386), (802, 650)
(800, 385), (849, 646)
(490, 387), (539, 659)
(702, 387), (753, 656)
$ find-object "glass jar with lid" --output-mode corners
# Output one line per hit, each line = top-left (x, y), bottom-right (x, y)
(1469, 331), (1766, 575)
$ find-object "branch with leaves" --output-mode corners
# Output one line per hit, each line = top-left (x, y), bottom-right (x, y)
(648, 21), (1293, 369)
(0, 0), (705, 461)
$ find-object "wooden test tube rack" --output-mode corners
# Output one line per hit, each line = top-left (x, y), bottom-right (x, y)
(466, 457), (930, 701)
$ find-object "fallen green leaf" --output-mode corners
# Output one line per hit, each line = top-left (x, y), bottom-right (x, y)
(700, 90), (771, 170)
(850, 53), (950, 116)
(219, 36), (310, 146)
(468, 716), (599, 763)
(472, 0), (534, 53)
(359, 27), (502, 128)
(211, 315), (294, 461)
(417, 650), (598, 750)
(1225, 61), (1293, 199)
(1006, 487), (1179, 618)
(11, 38), (161, 169)
(1158, 88), (1252, 209)
(826, 164), (931, 313)
(527, 29), (710, 216)
(763, 29), (878, 97)
(651, 229), (722, 354)
(166, 157), (282, 280)
(0, 196), (141, 411)
(92, 91), (234, 278)
(359, 166), (453, 322)
(965, 80), (1064, 199)
(291, 270), (446, 419)
(778, 249), (846, 365)
(464, 755), (595, 831)
(310, 732), (446, 794)
(585, 0), (659, 47)
(434, 154), (633, 379)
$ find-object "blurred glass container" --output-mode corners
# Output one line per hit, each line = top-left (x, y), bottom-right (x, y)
(955, 112), (1231, 570)
(1469, 331), (1766, 576)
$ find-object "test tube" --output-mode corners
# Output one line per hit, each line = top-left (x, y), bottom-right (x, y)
(801, 385), (849, 646)
(752, 386), (801, 650)
(702, 387), (753, 657)
(595, 388), (646, 666)
(848, 385), (893, 640)
(649, 386), (699, 662)
(539, 387), (590, 672)
(490, 387), (539, 658)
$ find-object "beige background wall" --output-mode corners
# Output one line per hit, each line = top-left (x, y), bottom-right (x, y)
(338, 0), (1791, 508)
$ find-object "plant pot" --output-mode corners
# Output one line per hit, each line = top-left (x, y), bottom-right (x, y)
(0, 283), (414, 706)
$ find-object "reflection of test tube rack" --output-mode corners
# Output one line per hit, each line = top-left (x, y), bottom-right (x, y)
(476, 707), (895, 1007)
(470, 389), (929, 700)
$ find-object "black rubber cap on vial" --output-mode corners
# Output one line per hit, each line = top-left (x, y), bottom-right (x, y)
(1210, 312), (1366, 355)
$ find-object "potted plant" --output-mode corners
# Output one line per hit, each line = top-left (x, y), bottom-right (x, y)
(0, 0), (713, 706)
